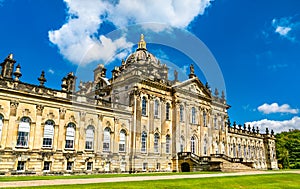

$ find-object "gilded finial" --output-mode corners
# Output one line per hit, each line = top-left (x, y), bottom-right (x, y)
(137, 34), (147, 50)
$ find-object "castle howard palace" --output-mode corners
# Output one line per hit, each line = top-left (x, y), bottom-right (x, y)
(0, 35), (277, 175)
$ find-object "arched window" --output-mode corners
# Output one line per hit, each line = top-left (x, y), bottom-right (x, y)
(141, 132), (147, 153)
(166, 135), (171, 154)
(180, 105), (184, 122)
(0, 115), (3, 143)
(203, 111), (207, 127)
(119, 130), (126, 152)
(191, 107), (196, 124)
(238, 143), (241, 157)
(233, 143), (236, 157)
(65, 123), (75, 149)
(221, 142), (225, 154)
(191, 136), (196, 154)
(244, 145), (247, 158)
(180, 136), (185, 152)
(43, 120), (54, 148)
(154, 133), (159, 153)
(166, 103), (170, 120)
(221, 118), (224, 131)
(204, 138), (207, 155)
(154, 99), (159, 118)
(85, 126), (94, 150)
(103, 127), (110, 151)
(248, 146), (251, 158)
(214, 115), (218, 129)
(215, 141), (219, 154)
(142, 96), (147, 116)
(17, 117), (31, 147)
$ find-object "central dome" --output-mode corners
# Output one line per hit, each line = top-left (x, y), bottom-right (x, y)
(125, 34), (158, 64)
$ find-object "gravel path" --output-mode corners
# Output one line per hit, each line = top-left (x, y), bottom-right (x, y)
(1, 170), (299, 188)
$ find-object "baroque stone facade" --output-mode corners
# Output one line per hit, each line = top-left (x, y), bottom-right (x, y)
(0, 35), (277, 175)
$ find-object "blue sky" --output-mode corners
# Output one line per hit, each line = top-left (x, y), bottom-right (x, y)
(0, 0), (300, 133)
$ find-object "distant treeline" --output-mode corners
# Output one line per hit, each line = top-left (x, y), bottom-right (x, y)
(276, 129), (300, 169)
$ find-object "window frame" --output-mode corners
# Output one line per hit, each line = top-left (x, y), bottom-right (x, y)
(166, 135), (171, 154)
(86, 162), (93, 171)
(85, 125), (95, 150)
(65, 123), (75, 149)
(43, 161), (51, 172)
(142, 96), (147, 116)
(0, 115), (3, 143)
(191, 107), (196, 124)
(103, 127), (111, 152)
(154, 99), (159, 118)
(17, 161), (25, 172)
(16, 117), (31, 148)
(42, 120), (55, 148)
(66, 161), (73, 171)
(166, 102), (170, 120)
(179, 105), (184, 122)
(154, 133), (159, 153)
(141, 132), (147, 153)
(191, 136), (196, 154)
(119, 130), (126, 152)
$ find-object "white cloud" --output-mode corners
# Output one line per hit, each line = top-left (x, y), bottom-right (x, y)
(272, 17), (299, 42)
(275, 26), (291, 36)
(246, 116), (300, 134)
(48, 69), (55, 74)
(257, 103), (299, 114)
(49, 0), (213, 65)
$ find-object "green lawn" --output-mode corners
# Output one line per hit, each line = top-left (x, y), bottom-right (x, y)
(6, 173), (300, 189)
(0, 171), (216, 182)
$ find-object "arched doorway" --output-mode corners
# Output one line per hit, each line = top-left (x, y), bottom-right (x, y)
(181, 162), (190, 172)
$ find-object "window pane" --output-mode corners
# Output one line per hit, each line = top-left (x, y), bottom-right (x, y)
(87, 162), (93, 170)
(141, 132), (147, 152)
(17, 131), (29, 147)
(142, 97), (147, 116)
(166, 135), (170, 154)
(17, 161), (25, 171)
(119, 131), (126, 152)
(103, 128), (110, 151)
(154, 134), (159, 153)
(86, 127), (94, 150)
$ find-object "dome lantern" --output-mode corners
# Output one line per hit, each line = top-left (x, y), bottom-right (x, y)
(137, 34), (147, 50)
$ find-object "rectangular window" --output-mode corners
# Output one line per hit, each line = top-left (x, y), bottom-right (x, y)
(66, 161), (73, 171)
(65, 140), (74, 149)
(156, 163), (160, 171)
(17, 161), (25, 171)
(85, 141), (93, 150)
(87, 162), (93, 171)
(43, 124), (54, 148)
(119, 143), (125, 152)
(166, 140), (170, 154)
(0, 119), (3, 142)
(17, 132), (29, 147)
(142, 163), (148, 171)
(43, 161), (51, 171)
(103, 142), (110, 152)
(43, 138), (52, 148)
